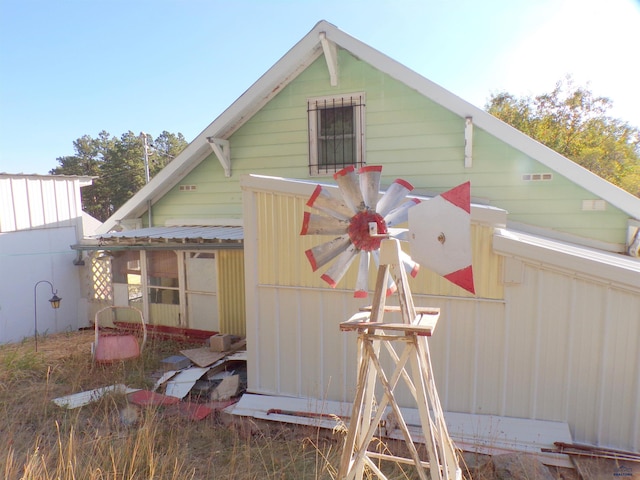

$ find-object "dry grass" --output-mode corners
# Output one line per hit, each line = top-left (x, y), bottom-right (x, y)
(0, 331), (575, 480)
(0, 331), (347, 480)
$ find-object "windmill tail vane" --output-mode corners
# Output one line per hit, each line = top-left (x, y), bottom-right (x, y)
(300, 165), (475, 297)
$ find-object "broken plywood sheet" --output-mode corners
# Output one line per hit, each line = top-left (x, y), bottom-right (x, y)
(164, 367), (209, 399)
(180, 347), (225, 368)
(53, 384), (139, 409)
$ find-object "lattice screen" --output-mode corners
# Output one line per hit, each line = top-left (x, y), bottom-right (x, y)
(91, 253), (113, 301)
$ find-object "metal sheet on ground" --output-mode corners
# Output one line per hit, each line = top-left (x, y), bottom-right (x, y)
(164, 367), (209, 399)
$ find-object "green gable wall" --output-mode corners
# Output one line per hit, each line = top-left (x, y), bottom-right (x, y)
(150, 49), (629, 246)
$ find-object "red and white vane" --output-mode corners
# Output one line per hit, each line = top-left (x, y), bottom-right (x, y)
(408, 181), (475, 294)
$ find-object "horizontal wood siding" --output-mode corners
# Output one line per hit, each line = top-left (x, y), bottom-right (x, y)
(151, 48), (628, 246)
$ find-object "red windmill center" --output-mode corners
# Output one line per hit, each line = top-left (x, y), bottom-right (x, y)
(348, 210), (387, 251)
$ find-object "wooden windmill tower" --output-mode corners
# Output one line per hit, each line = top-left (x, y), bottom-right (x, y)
(301, 166), (474, 480)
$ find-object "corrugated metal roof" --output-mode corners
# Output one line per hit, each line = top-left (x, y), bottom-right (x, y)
(96, 226), (244, 244)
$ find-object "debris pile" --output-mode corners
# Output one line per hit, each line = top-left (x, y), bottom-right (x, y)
(53, 333), (247, 422)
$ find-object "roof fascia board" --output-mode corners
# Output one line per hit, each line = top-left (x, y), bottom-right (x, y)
(96, 142), (212, 234)
(100, 20), (639, 235)
(322, 25), (640, 219)
(197, 29), (325, 142)
(493, 228), (640, 290)
(98, 22), (327, 234)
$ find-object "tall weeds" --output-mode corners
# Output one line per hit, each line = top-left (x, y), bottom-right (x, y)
(0, 331), (342, 480)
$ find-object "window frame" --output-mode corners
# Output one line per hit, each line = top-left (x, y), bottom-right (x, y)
(308, 92), (365, 176)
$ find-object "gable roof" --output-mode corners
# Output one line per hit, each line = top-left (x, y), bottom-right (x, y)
(96, 20), (640, 235)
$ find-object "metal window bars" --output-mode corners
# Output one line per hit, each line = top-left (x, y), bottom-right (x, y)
(308, 95), (365, 175)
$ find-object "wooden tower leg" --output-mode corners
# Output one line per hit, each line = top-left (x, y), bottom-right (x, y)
(337, 239), (461, 480)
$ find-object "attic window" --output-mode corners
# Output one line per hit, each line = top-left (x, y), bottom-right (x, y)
(308, 93), (365, 176)
(522, 173), (553, 181)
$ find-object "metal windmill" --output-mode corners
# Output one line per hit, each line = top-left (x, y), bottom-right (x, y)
(300, 165), (474, 297)
(301, 165), (474, 480)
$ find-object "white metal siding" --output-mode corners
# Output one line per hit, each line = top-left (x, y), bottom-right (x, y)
(0, 175), (85, 232)
(243, 176), (640, 453)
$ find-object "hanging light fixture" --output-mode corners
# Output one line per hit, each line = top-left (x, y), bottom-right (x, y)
(34, 280), (62, 351)
(49, 293), (62, 309)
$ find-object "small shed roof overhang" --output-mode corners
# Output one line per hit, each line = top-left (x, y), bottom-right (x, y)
(72, 226), (244, 252)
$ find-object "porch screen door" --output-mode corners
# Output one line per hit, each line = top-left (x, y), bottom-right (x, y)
(185, 252), (218, 331)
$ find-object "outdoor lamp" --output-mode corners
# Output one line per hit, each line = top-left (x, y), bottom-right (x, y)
(49, 293), (62, 309)
(34, 280), (62, 351)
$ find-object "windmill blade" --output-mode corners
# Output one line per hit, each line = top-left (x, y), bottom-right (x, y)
(354, 251), (370, 298)
(399, 250), (420, 278)
(306, 185), (353, 221)
(384, 198), (421, 228)
(321, 243), (359, 288)
(300, 212), (349, 235)
(376, 179), (415, 217)
(372, 250), (397, 296)
(358, 165), (382, 211)
(408, 182), (475, 294)
(334, 166), (365, 214)
(305, 234), (351, 272)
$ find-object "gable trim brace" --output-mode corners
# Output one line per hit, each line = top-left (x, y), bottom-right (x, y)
(207, 137), (231, 177)
(319, 31), (338, 86)
(464, 116), (473, 168)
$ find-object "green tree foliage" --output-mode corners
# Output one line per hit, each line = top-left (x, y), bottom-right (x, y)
(51, 130), (187, 221)
(486, 77), (640, 197)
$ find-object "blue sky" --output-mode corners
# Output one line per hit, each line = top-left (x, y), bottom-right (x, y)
(1, 0), (639, 174)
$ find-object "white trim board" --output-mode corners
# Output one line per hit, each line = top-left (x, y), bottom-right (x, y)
(230, 393), (573, 468)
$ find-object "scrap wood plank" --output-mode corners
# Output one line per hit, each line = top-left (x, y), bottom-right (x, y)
(180, 347), (225, 368)
(545, 442), (640, 462)
(164, 367), (210, 399)
(231, 393), (351, 430)
(53, 384), (139, 409)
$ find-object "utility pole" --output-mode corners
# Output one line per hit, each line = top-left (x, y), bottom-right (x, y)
(140, 132), (152, 226)
(141, 132), (151, 184)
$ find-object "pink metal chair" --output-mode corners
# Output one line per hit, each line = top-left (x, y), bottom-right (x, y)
(92, 306), (147, 363)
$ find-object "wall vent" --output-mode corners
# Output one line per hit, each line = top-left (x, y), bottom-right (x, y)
(582, 199), (606, 211)
(522, 173), (553, 181)
(179, 185), (197, 192)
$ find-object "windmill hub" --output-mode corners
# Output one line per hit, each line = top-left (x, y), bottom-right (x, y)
(348, 209), (387, 251)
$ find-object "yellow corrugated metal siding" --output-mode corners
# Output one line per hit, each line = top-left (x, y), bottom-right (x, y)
(218, 249), (246, 335)
(256, 191), (503, 299)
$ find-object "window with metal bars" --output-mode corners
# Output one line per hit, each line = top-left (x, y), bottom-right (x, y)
(308, 93), (365, 175)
